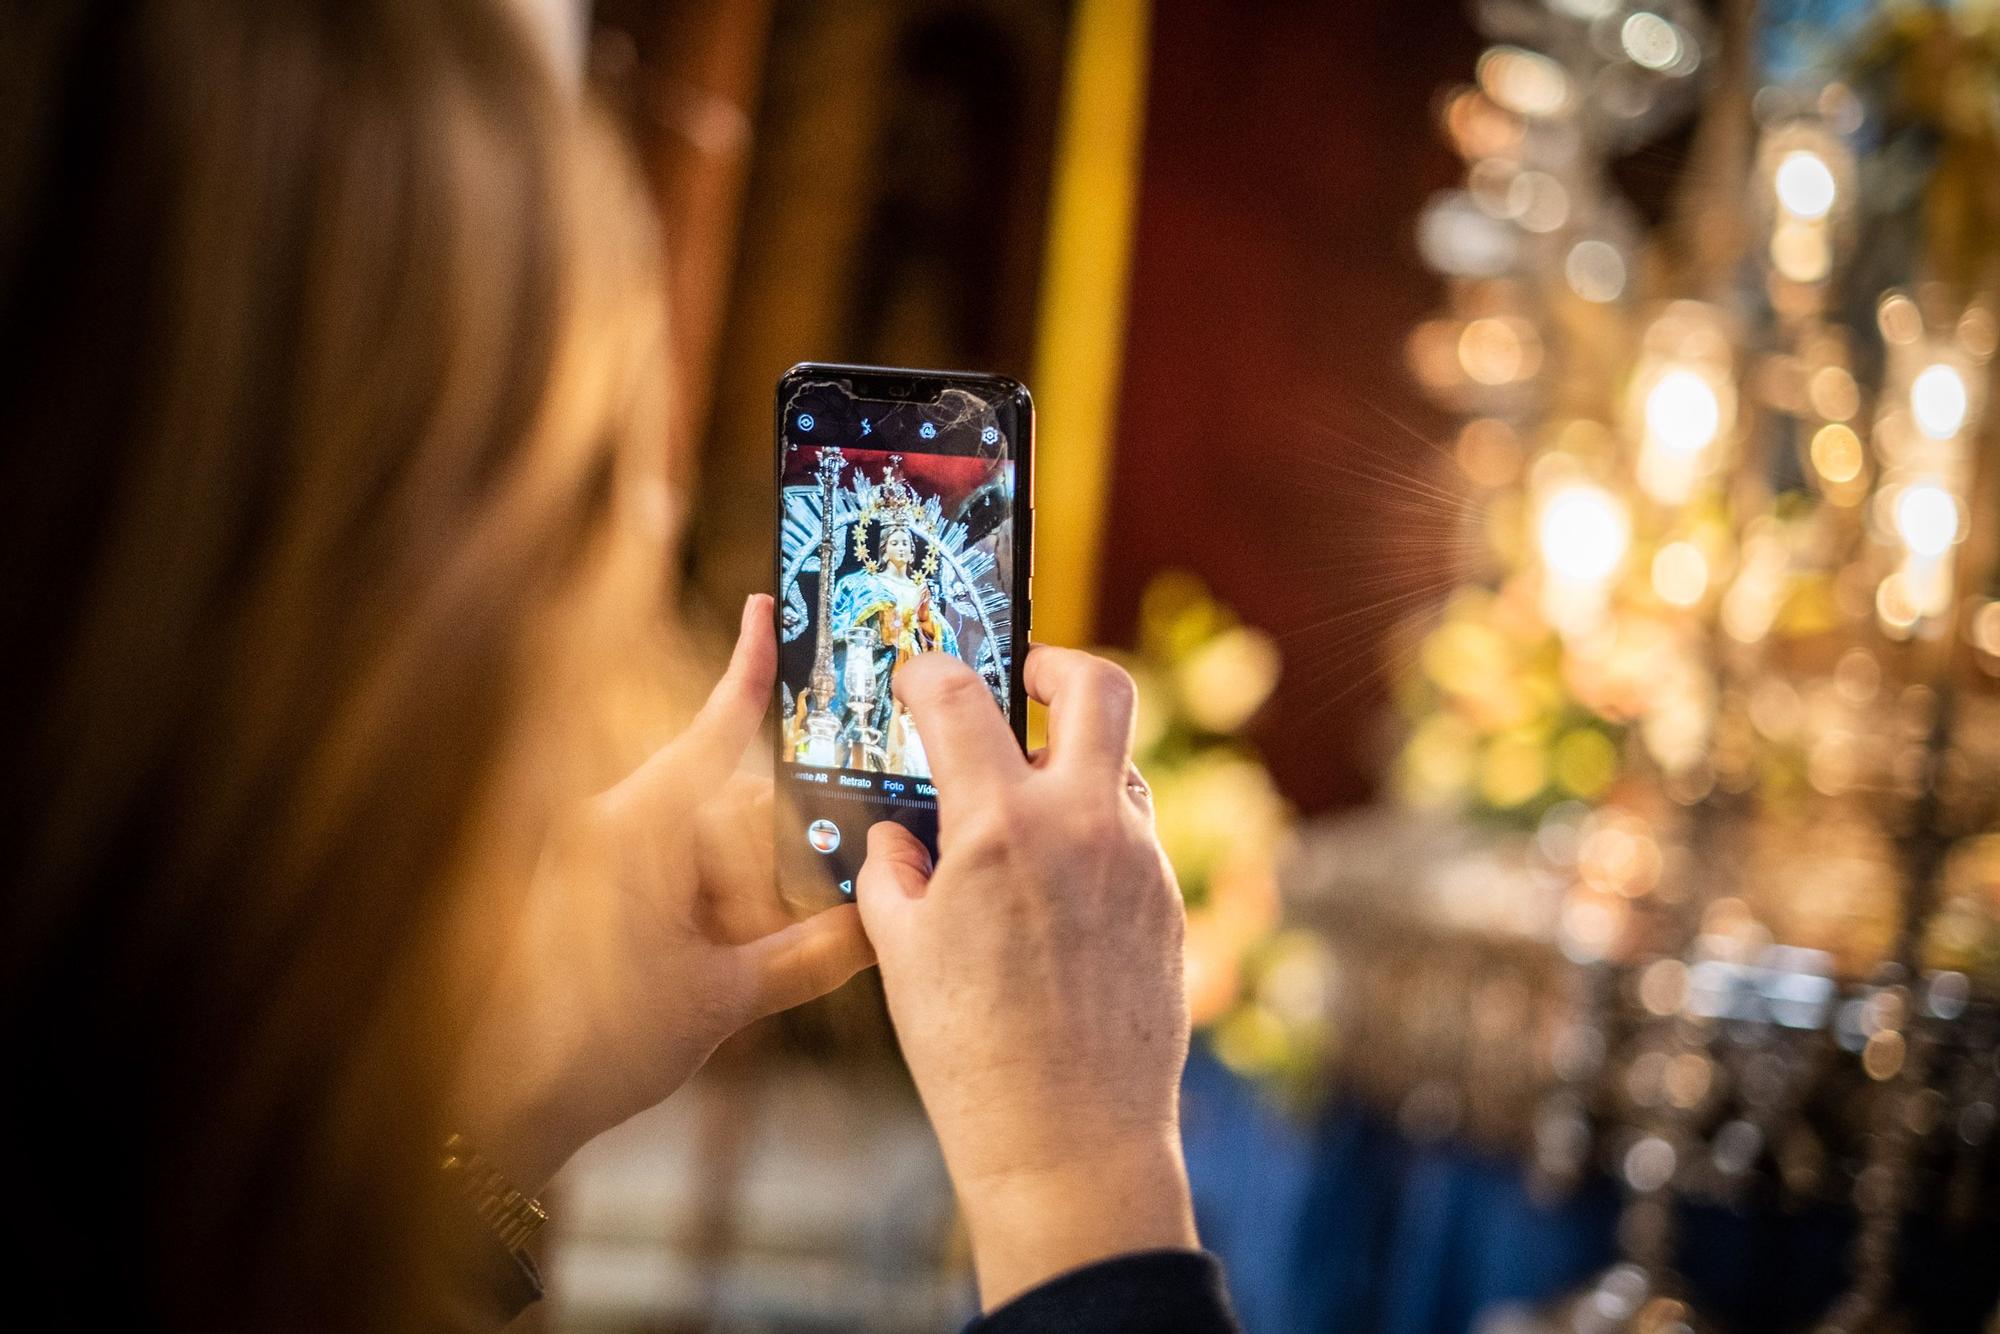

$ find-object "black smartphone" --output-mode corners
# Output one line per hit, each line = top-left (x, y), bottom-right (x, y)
(772, 363), (1033, 899)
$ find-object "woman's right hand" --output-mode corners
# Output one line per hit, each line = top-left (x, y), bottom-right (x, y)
(856, 647), (1198, 1312)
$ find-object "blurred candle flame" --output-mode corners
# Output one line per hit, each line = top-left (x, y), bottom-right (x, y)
(1774, 150), (1836, 220)
(1911, 363), (1969, 440)
(1893, 480), (1957, 559)
(1644, 369), (1722, 455)
(1540, 483), (1629, 584)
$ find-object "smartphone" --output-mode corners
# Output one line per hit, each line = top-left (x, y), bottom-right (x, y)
(772, 363), (1033, 899)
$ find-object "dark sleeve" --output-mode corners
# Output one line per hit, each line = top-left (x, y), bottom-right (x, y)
(963, 1249), (1241, 1334)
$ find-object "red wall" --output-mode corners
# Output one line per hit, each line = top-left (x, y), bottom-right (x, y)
(1099, 2), (1480, 814)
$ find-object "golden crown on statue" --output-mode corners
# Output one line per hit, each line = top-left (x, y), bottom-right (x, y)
(853, 457), (941, 579)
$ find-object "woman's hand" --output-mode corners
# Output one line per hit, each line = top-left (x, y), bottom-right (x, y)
(856, 647), (1198, 1310)
(457, 595), (873, 1189)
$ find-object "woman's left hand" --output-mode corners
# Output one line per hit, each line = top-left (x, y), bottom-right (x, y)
(456, 594), (873, 1189)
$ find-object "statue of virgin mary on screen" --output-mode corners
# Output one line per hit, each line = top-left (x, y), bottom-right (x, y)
(829, 459), (956, 776)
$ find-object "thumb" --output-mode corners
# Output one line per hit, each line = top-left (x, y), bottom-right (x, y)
(738, 904), (875, 1017)
(854, 821), (932, 947)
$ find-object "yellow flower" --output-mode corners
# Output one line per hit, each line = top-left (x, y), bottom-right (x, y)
(1152, 751), (1290, 897)
(1552, 728), (1619, 799)
(1422, 618), (1512, 699)
(1139, 570), (1229, 663)
(1478, 732), (1548, 808)
(1175, 625), (1282, 735)
(1400, 713), (1478, 806)
(1212, 1004), (1293, 1077)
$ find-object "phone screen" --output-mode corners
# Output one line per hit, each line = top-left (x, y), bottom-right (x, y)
(773, 364), (1032, 897)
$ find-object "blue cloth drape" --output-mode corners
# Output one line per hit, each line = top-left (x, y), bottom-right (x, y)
(1181, 1043), (1999, 1333)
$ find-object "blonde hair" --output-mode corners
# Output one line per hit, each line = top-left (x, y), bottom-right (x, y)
(0, 3), (669, 1326)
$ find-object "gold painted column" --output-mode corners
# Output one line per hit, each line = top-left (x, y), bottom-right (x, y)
(1029, 0), (1151, 648)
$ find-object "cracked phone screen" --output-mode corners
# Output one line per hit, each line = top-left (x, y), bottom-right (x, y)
(774, 371), (1025, 889)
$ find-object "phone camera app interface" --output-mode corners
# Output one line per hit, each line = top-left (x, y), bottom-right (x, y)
(777, 378), (1019, 873)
